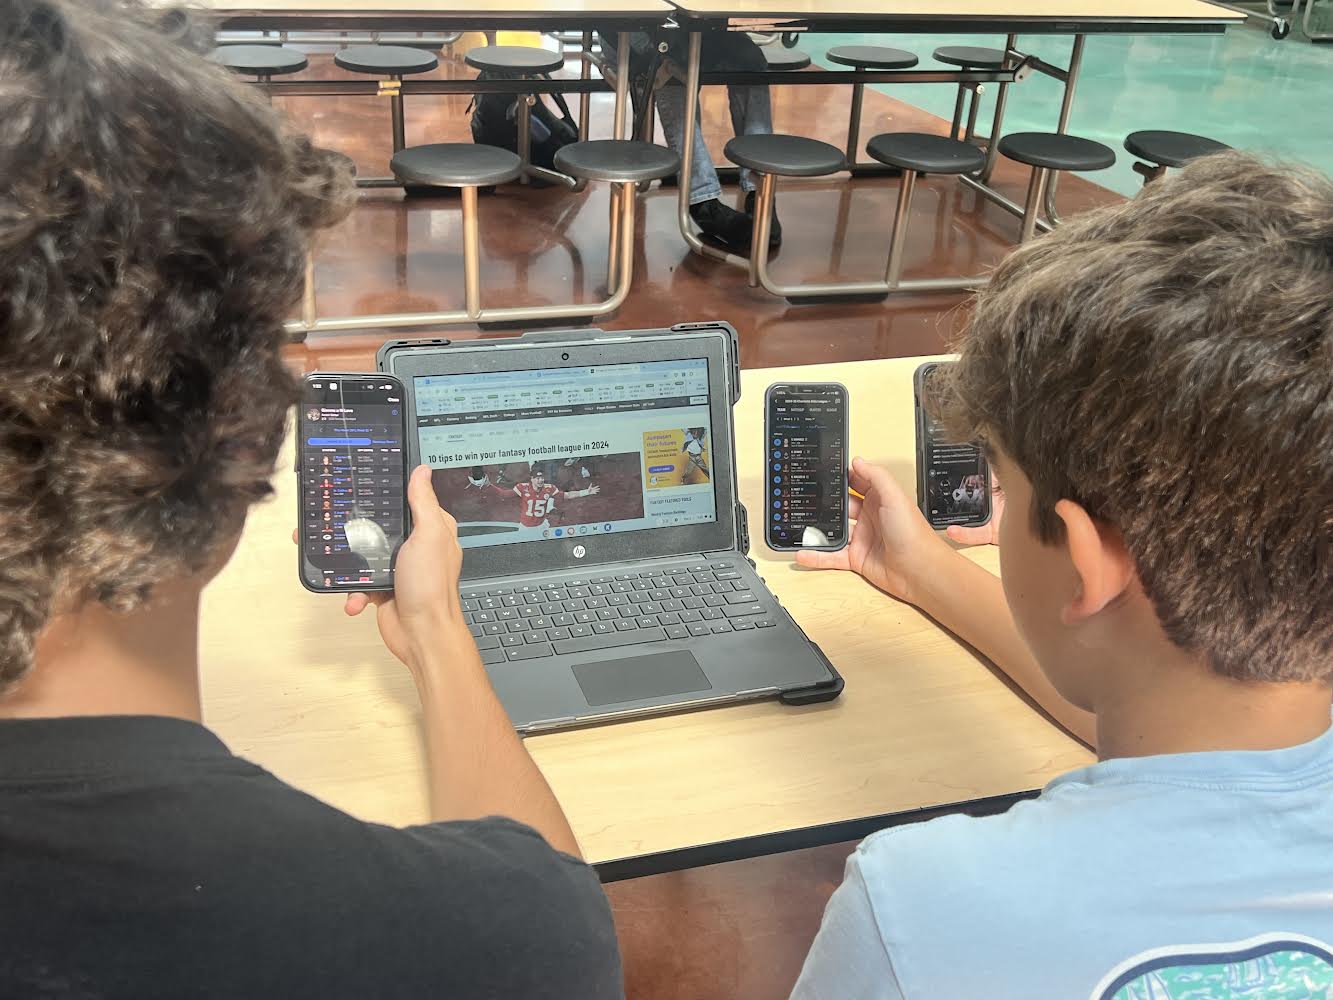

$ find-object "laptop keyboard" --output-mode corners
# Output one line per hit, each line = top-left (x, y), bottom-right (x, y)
(460, 562), (779, 665)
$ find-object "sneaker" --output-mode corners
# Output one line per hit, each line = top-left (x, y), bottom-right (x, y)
(689, 198), (754, 251)
(744, 191), (783, 250)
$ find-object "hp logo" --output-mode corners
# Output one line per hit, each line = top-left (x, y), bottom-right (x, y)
(572, 545), (586, 559)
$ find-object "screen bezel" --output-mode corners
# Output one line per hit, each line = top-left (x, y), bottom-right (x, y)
(296, 372), (409, 594)
(763, 382), (849, 552)
(913, 362), (991, 530)
(386, 333), (738, 582)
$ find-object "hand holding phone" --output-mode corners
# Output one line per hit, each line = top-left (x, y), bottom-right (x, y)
(297, 373), (410, 592)
(914, 363), (991, 531)
(764, 383), (849, 552)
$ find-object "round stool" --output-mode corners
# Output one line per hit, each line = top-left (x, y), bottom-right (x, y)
(866, 132), (987, 288)
(826, 46), (919, 163)
(725, 134), (845, 278)
(933, 45), (1007, 143)
(554, 140), (680, 294)
(762, 47), (812, 71)
(389, 144), (523, 319)
(210, 44), (307, 83)
(335, 45), (439, 154)
(465, 45), (566, 182)
(1125, 130), (1231, 184)
(998, 132), (1116, 242)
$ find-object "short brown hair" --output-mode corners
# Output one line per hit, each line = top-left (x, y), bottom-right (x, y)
(0, 0), (354, 685)
(943, 152), (1333, 684)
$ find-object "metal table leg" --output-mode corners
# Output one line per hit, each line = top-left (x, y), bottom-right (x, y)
(579, 31), (593, 141)
(614, 31), (631, 139)
(977, 33), (1018, 183)
(1042, 34), (1085, 226)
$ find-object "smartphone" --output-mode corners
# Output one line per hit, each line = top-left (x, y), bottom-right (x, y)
(764, 382), (849, 552)
(297, 373), (409, 593)
(914, 362), (990, 530)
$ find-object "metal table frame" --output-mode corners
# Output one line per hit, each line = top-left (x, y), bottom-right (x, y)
(669, 7), (1235, 294)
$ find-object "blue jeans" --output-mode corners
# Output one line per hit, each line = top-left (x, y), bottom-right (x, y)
(606, 31), (774, 205)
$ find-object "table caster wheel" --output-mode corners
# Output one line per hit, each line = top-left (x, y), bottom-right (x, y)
(1272, 19), (1291, 39)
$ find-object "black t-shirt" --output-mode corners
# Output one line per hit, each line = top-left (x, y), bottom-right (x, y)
(0, 715), (623, 999)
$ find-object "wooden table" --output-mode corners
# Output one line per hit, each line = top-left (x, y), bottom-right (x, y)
(201, 355), (1093, 878)
(204, 0), (675, 31)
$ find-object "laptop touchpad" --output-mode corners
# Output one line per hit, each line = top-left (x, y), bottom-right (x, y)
(572, 651), (713, 707)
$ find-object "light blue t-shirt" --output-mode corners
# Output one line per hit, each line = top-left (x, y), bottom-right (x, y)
(792, 721), (1333, 1000)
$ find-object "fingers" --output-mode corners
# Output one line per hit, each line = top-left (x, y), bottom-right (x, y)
(291, 528), (298, 545)
(946, 524), (991, 546)
(848, 495), (863, 521)
(795, 548), (851, 572)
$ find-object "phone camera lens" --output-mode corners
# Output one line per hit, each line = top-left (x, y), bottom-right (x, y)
(561, 352), (570, 361)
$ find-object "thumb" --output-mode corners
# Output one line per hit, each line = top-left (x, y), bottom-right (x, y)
(946, 524), (990, 545)
(795, 548), (851, 571)
(406, 465), (442, 528)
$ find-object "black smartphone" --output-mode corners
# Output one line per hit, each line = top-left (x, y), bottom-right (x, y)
(914, 362), (990, 530)
(297, 373), (409, 593)
(764, 382), (849, 552)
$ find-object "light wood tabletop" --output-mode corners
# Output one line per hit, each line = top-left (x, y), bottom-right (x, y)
(666, 0), (1243, 27)
(202, 0), (673, 20)
(200, 356), (1093, 871)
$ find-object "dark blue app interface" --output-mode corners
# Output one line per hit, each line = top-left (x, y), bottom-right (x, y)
(300, 377), (406, 590)
(766, 385), (847, 548)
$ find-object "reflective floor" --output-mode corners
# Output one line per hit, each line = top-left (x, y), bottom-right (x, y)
(279, 49), (1121, 375)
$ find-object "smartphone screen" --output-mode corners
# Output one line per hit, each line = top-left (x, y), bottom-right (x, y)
(298, 375), (408, 592)
(914, 363), (990, 529)
(765, 383), (849, 551)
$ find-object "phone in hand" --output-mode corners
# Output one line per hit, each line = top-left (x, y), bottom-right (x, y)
(764, 382), (849, 552)
(297, 373), (409, 593)
(914, 362), (991, 531)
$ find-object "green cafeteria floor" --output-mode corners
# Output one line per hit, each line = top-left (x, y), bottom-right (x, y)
(807, 14), (1333, 197)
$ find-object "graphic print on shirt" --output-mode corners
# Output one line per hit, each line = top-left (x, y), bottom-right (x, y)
(513, 481), (564, 527)
(1093, 933), (1333, 1000)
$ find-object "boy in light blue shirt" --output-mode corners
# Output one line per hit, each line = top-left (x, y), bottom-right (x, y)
(791, 152), (1333, 1000)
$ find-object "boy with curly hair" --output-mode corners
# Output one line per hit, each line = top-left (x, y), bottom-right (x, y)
(0, 2), (622, 996)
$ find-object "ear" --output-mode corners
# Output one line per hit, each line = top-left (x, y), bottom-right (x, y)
(1053, 499), (1135, 626)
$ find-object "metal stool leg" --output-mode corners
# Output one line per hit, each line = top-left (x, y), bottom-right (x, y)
(963, 84), (982, 144)
(296, 248), (317, 341)
(516, 94), (534, 184)
(949, 84), (966, 141)
(1133, 161), (1167, 185)
(1019, 166), (1049, 244)
(749, 172), (778, 288)
(389, 74), (406, 153)
(883, 169), (919, 289)
(461, 185), (482, 320)
(611, 182), (636, 294)
(607, 184), (623, 291)
(845, 80), (865, 166)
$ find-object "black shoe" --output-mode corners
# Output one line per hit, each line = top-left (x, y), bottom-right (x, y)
(689, 198), (754, 251)
(744, 190), (783, 250)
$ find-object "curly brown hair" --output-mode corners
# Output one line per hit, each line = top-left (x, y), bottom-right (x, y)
(941, 151), (1333, 685)
(0, 0), (355, 686)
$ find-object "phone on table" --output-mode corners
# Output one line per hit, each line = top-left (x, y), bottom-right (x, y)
(914, 362), (990, 531)
(297, 373), (409, 593)
(764, 382), (849, 552)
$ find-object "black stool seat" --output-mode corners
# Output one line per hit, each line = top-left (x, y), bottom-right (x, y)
(999, 132), (1116, 171)
(334, 45), (439, 76)
(826, 45), (919, 69)
(554, 140), (679, 183)
(933, 45), (1006, 69)
(763, 47), (812, 71)
(464, 45), (564, 75)
(1125, 130), (1230, 168)
(210, 45), (308, 76)
(724, 134), (845, 177)
(866, 132), (985, 175)
(390, 143), (522, 188)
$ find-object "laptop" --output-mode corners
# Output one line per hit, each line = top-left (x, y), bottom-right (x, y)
(378, 322), (843, 733)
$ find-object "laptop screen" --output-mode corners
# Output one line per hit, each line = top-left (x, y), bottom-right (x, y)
(414, 359), (718, 549)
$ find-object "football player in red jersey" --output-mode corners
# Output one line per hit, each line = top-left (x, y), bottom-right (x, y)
(494, 466), (600, 529)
